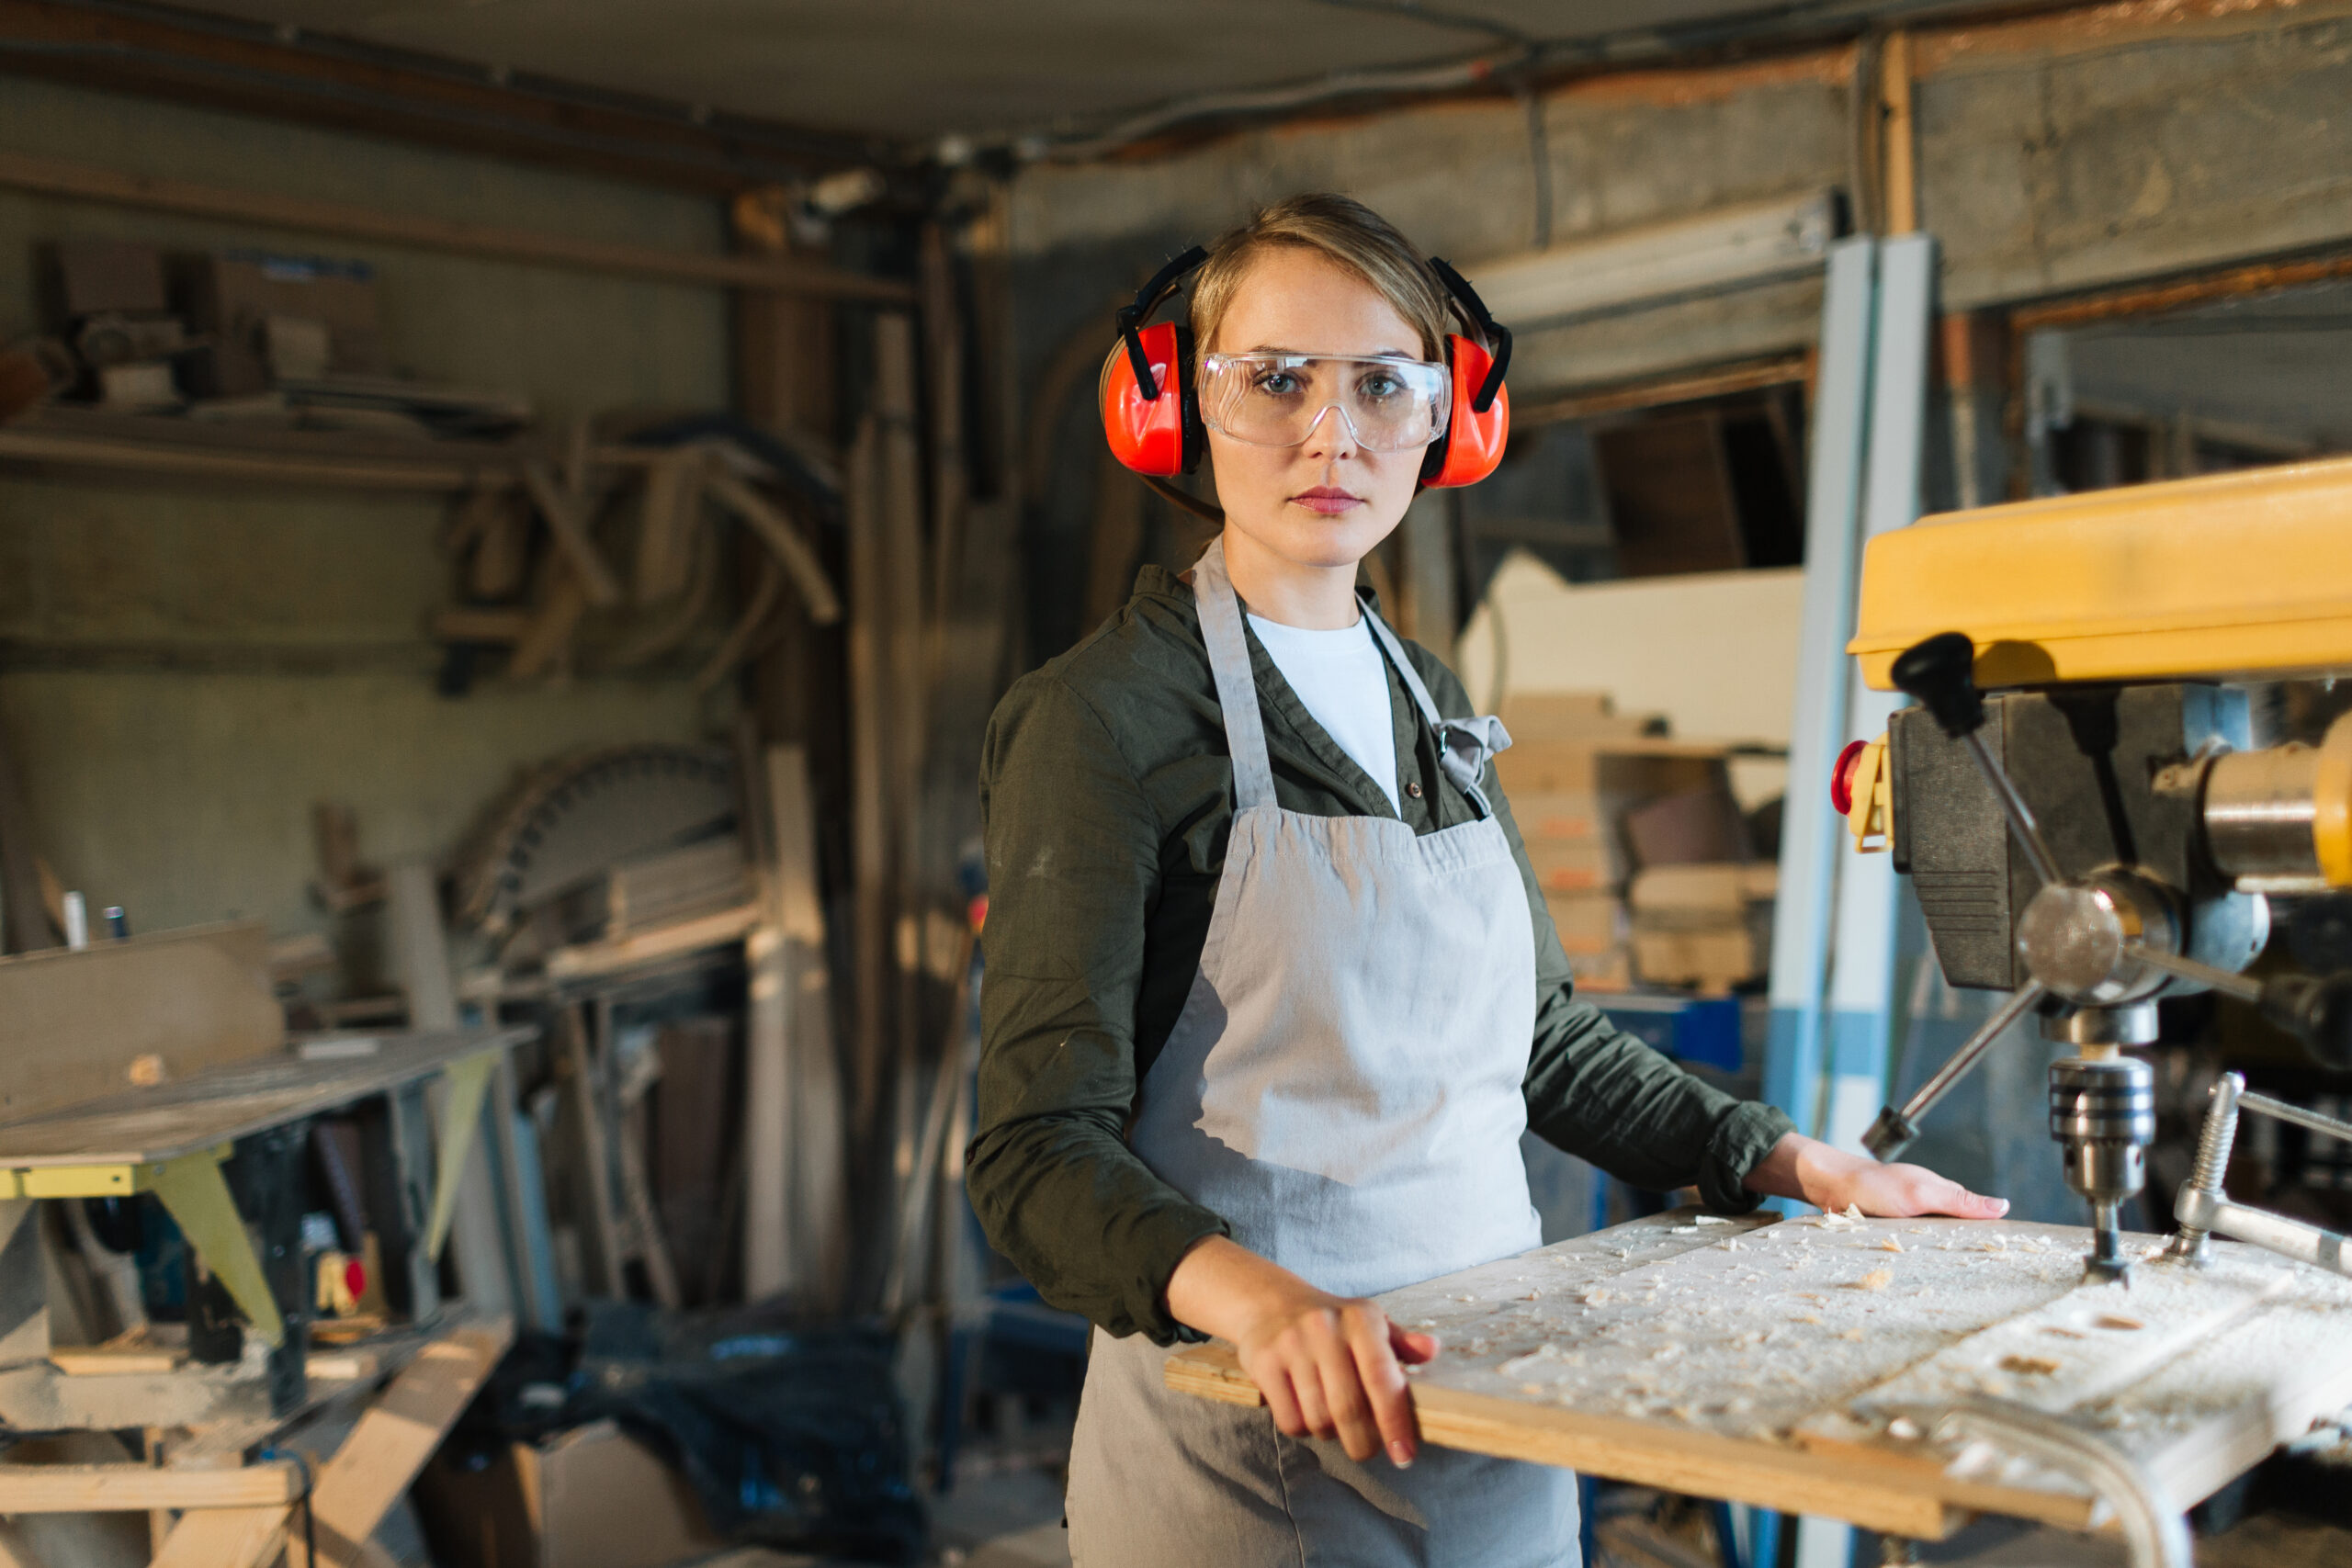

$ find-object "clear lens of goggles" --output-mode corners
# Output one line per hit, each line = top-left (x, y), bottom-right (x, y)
(1199, 353), (1449, 452)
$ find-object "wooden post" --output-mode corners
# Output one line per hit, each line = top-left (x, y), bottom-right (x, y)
(742, 744), (846, 1306)
(844, 411), (894, 1206)
(1880, 29), (1917, 237)
(875, 312), (929, 1307)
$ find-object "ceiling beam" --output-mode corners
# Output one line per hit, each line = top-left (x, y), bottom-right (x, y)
(0, 0), (882, 192)
(0, 148), (916, 300)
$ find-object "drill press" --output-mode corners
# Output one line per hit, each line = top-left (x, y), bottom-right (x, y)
(1833, 457), (2352, 1283)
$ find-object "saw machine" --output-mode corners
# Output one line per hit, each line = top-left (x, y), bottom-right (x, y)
(1834, 456), (2352, 1282)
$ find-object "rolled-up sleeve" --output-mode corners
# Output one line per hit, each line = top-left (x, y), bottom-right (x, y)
(966, 672), (1228, 1342)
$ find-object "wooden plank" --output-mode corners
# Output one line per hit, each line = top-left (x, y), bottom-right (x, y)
(1518, 354), (1812, 431)
(693, 552), (786, 693)
(614, 1092), (682, 1310)
(519, 460), (622, 608)
(919, 220), (969, 671)
(506, 564), (591, 680)
(288, 1316), (514, 1568)
(1169, 1342), (1958, 1539)
(0, 1027), (527, 1168)
(0, 0), (871, 195)
(843, 411), (894, 1175)
(0, 150), (912, 302)
(0, 425), (494, 490)
(544, 902), (762, 982)
(149, 1501), (290, 1568)
(873, 312), (931, 1302)
(0, 1460), (300, 1511)
(48, 1330), (185, 1376)
(634, 448), (707, 603)
(0, 921), (281, 1126)
(743, 745), (845, 1304)
(555, 1010), (630, 1299)
(705, 470), (843, 625)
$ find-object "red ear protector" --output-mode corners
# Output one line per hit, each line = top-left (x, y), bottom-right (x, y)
(1098, 246), (1514, 496)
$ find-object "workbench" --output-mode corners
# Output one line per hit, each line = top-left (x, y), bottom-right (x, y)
(0, 1025), (526, 1374)
(1167, 1208), (2352, 1542)
(0, 1022), (533, 1563)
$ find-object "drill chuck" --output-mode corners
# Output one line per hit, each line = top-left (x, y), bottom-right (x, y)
(2051, 1054), (2156, 1281)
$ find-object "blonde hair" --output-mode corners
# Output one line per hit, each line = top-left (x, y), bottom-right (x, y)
(1189, 193), (1453, 361)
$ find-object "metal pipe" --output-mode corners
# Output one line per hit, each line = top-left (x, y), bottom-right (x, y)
(2239, 1089), (2352, 1145)
(2204, 744), (2323, 884)
(2120, 943), (2263, 1003)
(2174, 1187), (2352, 1277)
(1863, 981), (2045, 1160)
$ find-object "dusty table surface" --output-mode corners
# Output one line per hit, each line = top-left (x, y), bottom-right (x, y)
(0, 1026), (531, 1167)
(1166, 1208), (2352, 1538)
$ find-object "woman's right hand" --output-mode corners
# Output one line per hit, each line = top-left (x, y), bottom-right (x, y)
(1164, 1235), (1439, 1469)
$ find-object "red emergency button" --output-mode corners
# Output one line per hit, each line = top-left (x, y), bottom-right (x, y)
(1830, 739), (1868, 815)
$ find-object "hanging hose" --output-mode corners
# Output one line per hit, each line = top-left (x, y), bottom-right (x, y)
(1930, 1401), (2191, 1568)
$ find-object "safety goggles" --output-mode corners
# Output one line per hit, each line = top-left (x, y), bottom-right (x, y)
(1197, 352), (1450, 453)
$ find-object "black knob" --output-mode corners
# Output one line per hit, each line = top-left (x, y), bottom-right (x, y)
(1891, 631), (1985, 740)
(2261, 972), (2352, 1071)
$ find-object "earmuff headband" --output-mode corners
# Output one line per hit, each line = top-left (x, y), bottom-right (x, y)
(1428, 256), (1512, 414)
(1115, 245), (1210, 400)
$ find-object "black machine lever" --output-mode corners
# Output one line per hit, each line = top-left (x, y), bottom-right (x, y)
(1890, 631), (2064, 889)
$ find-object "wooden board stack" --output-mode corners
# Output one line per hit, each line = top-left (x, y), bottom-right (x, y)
(1495, 694), (1734, 993)
(1628, 862), (1778, 992)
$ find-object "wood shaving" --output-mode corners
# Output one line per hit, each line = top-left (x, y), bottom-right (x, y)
(1878, 1235), (1905, 1253)
(1853, 1269), (1894, 1292)
(1838, 1328), (1867, 1341)
(1999, 1354), (2062, 1375)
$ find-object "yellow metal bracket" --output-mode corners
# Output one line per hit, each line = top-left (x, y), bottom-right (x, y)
(0, 1145), (285, 1348)
(1845, 736), (1894, 853)
(422, 1049), (499, 1264)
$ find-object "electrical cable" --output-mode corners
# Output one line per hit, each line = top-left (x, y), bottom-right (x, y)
(1933, 1402), (2191, 1568)
(1037, 0), (2063, 163)
(1304, 0), (1538, 50)
(1522, 85), (1555, 251)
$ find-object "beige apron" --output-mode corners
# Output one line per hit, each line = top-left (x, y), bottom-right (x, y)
(1065, 536), (1578, 1567)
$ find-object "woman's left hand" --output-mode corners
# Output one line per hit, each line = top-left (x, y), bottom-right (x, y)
(1744, 1132), (2007, 1219)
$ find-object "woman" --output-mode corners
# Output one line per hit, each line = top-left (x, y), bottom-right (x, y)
(967, 193), (2003, 1567)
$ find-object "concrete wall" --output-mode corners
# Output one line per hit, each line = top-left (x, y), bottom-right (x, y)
(1002, 0), (2352, 663)
(0, 77), (733, 939)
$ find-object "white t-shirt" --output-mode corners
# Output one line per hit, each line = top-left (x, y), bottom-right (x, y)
(1247, 612), (1401, 814)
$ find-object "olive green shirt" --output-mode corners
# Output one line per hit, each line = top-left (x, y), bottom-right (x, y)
(967, 564), (1794, 1343)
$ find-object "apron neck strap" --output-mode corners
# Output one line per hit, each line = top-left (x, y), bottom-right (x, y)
(1356, 592), (1445, 732)
(1359, 587), (1508, 821)
(1192, 536), (1277, 811)
(1193, 537), (1510, 818)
